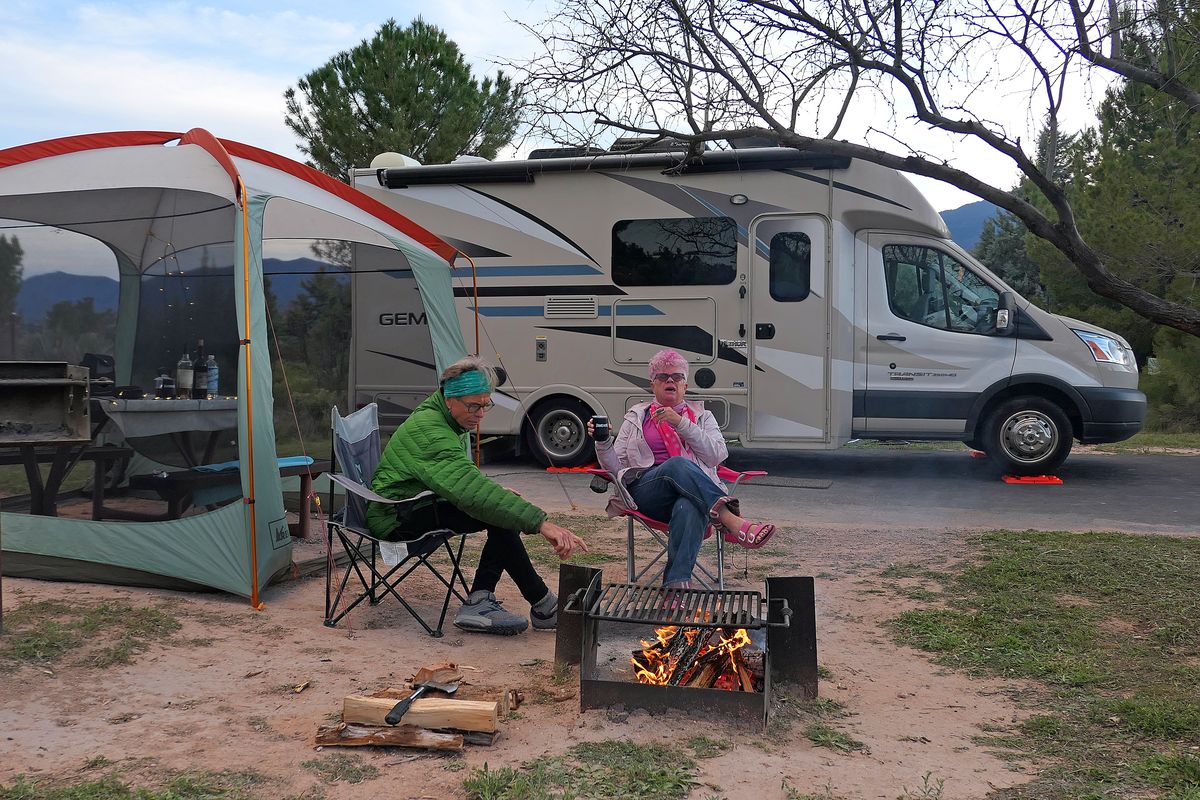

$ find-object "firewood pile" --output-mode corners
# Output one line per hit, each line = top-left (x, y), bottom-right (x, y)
(631, 626), (764, 691)
(315, 662), (521, 750)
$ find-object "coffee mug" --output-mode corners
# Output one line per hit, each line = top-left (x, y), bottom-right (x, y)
(591, 415), (610, 442)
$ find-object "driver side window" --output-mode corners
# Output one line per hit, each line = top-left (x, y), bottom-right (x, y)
(883, 245), (1000, 334)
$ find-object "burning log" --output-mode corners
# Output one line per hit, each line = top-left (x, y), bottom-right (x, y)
(668, 629), (714, 686)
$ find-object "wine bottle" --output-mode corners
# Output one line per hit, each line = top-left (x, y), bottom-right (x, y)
(192, 339), (208, 400)
(176, 351), (193, 397)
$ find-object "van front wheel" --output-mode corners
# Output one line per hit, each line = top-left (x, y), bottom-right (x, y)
(983, 397), (1073, 476)
(524, 398), (593, 467)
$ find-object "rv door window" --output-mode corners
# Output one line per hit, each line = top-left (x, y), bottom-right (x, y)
(883, 245), (1001, 334)
(769, 232), (811, 301)
(612, 218), (737, 286)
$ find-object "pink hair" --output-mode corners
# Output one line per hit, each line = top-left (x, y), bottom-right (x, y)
(648, 349), (688, 380)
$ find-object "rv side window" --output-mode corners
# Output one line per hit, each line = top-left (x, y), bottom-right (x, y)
(769, 232), (811, 301)
(883, 245), (1001, 334)
(612, 218), (737, 286)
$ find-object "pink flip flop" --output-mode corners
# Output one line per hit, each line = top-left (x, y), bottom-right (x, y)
(724, 522), (776, 549)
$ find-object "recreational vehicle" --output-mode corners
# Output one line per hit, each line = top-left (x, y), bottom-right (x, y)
(348, 143), (1145, 475)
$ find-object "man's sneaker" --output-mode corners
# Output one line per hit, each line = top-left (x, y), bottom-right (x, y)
(530, 591), (558, 630)
(454, 590), (528, 635)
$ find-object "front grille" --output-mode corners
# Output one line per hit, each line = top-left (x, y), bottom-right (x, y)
(581, 581), (777, 629)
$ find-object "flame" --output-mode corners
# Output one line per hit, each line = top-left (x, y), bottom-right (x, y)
(631, 626), (752, 689)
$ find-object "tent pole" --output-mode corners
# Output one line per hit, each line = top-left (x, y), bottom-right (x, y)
(239, 183), (263, 610)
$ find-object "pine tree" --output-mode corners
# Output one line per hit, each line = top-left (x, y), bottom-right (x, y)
(284, 18), (521, 178)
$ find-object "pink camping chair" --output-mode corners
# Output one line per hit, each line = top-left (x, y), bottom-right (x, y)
(587, 465), (767, 590)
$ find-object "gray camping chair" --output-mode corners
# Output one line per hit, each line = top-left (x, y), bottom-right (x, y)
(324, 403), (471, 637)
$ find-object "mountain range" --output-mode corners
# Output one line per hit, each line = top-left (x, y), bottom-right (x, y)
(15, 258), (342, 320)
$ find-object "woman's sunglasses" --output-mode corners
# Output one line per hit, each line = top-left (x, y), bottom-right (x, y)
(653, 372), (686, 383)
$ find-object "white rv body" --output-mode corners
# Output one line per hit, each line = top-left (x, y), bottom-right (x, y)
(349, 146), (1144, 474)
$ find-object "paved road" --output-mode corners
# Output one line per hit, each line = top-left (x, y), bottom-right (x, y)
(491, 449), (1200, 536)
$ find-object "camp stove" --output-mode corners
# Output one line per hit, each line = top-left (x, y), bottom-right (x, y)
(556, 566), (817, 728)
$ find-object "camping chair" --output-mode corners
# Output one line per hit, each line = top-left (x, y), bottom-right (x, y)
(587, 465), (767, 590)
(324, 403), (472, 637)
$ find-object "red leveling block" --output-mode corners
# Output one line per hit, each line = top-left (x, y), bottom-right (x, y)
(1002, 475), (1064, 485)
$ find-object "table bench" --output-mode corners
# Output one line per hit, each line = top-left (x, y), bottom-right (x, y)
(0, 444), (134, 518)
(125, 459), (332, 537)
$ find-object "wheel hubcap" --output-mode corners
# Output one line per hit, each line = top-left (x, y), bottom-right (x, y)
(1000, 410), (1057, 463)
(540, 412), (583, 457)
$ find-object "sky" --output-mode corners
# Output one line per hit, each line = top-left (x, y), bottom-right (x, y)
(1, 1), (1100, 277)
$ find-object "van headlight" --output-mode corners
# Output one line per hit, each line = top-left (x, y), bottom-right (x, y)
(1073, 330), (1134, 367)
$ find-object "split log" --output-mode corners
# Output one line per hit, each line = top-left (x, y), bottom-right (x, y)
(315, 722), (462, 749)
(463, 731), (500, 746)
(736, 661), (755, 692)
(371, 685), (514, 714)
(343, 695), (498, 732)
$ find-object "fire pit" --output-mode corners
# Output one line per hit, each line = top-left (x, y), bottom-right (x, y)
(556, 566), (817, 728)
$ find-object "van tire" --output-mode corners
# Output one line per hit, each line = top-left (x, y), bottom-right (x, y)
(524, 398), (593, 467)
(983, 397), (1073, 476)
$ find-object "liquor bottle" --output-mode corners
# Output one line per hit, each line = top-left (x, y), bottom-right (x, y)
(192, 339), (208, 400)
(176, 351), (193, 398)
(206, 354), (219, 399)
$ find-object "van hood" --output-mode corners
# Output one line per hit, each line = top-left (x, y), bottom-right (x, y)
(1053, 314), (1131, 347)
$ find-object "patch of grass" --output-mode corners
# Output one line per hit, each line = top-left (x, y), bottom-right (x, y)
(1133, 751), (1200, 789)
(1092, 431), (1200, 453)
(880, 562), (925, 579)
(887, 529), (1200, 799)
(686, 735), (733, 757)
(301, 754), (379, 785)
(0, 770), (266, 800)
(462, 740), (696, 800)
(0, 599), (181, 670)
(805, 722), (867, 753)
(897, 772), (945, 799)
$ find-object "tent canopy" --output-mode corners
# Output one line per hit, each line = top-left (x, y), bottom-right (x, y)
(0, 129), (468, 603)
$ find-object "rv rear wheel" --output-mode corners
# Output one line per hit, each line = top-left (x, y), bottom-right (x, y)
(525, 398), (593, 467)
(983, 397), (1073, 476)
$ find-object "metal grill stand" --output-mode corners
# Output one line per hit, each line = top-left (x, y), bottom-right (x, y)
(556, 565), (818, 728)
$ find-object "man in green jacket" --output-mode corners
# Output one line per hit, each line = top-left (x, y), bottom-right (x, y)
(368, 356), (587, 635)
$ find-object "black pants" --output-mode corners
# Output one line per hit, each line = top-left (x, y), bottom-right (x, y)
(390, 497), (548, 604)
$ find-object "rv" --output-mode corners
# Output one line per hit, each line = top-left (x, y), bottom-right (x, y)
(348, 143), (1145, 475)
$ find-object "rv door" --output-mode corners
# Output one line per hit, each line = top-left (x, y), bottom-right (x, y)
(859, 233), (1017, 439)
(747, 214), (830, 442)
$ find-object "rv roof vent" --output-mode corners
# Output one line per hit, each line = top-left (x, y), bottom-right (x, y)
(544, 296), (598, 319)
(370, 152), (422, 168)
(608, 136), (709, 154)
(529, 146), (608, 159)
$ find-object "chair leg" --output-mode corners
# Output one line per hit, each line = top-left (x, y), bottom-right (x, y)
(627, 518), (636, 583)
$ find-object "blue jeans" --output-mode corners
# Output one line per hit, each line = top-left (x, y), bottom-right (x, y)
(626, 457), (733, 584)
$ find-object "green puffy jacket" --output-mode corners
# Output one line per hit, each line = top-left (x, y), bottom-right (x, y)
(366, 391), (547, 538)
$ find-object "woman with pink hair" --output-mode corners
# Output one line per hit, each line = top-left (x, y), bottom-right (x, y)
(589, 348), (776, 589)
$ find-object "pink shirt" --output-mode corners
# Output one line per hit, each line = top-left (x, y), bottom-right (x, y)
(641, 403), (688, 464)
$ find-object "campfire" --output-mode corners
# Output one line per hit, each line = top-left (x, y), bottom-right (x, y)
(631, 625), (763, 691)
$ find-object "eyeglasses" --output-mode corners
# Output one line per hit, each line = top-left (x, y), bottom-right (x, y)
(458, 399), (495, 414)
(653, 372), (686, 383)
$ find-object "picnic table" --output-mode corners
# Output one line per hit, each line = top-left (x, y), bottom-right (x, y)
(0, 443), (134, 517)
(95, 398), (238, 467)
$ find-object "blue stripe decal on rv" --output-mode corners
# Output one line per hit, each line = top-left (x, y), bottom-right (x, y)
(677, 187), (769, 256)
(450, 264), (602, 278)
(468, 304), (665, 317)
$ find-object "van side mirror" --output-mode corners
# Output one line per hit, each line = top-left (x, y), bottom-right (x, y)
(995, 291), (1016, 335)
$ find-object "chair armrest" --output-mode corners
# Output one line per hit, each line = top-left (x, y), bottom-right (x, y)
(716, 466), (768, 481)
(586, 468), (615, 483)
(327, 473), (435, 508)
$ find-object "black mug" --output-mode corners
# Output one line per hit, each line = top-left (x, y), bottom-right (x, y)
(591, 415), (610, 442)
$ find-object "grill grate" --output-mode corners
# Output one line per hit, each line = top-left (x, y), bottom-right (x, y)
(584, 582), (772, 629)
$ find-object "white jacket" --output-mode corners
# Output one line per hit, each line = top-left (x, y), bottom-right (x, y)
(594, 399), (728, 515)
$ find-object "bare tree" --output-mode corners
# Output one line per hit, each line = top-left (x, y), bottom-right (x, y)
(516, 0), (1200, 337)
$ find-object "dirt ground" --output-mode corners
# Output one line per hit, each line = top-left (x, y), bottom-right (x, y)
(1, 490), (1051, 800)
